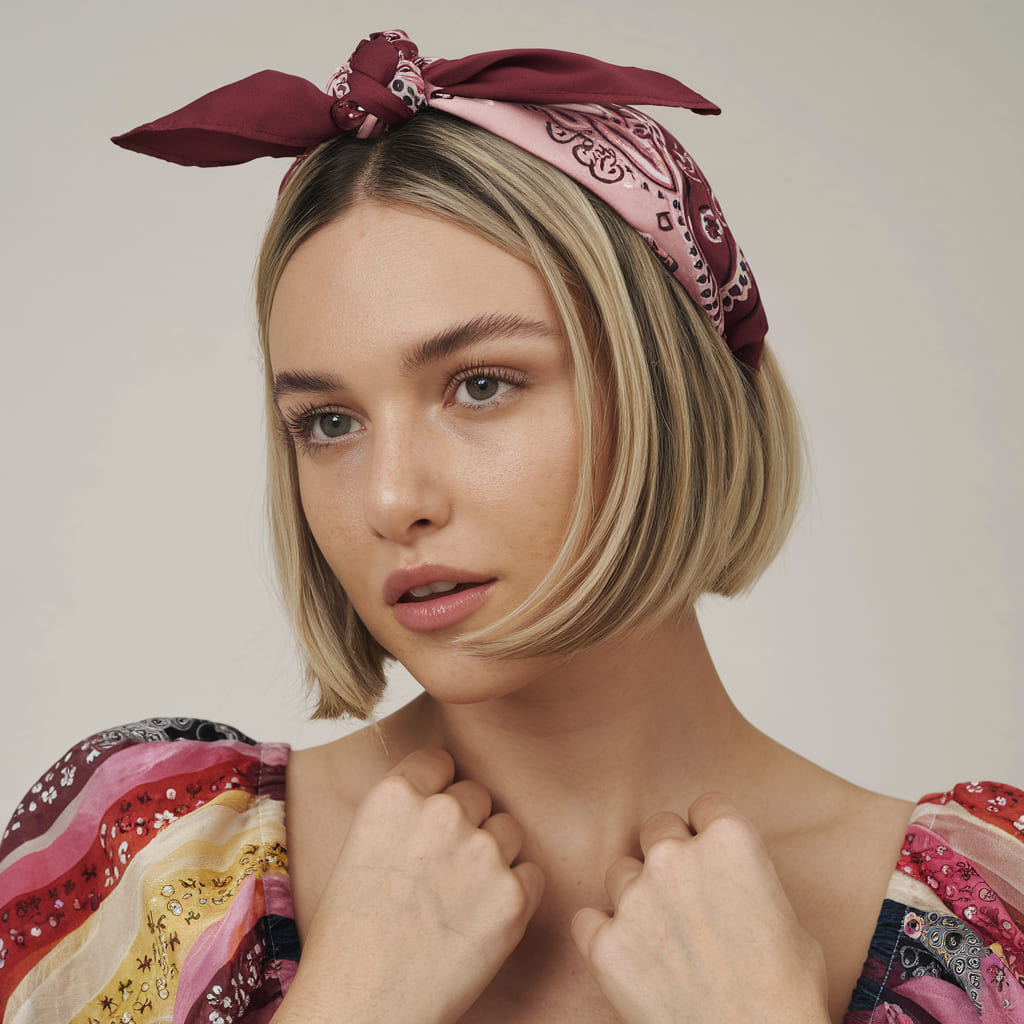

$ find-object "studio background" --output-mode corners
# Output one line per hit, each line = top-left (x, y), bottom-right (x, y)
(2, 1), (1020, 818)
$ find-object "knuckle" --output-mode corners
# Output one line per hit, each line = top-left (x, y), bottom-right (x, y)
(467, 823), (502, 860)
(423, 790), (466, 828)
(493, 870), (530, 922)
(644, 834), (688, 871)
(706, 810), (758, 847)
(367, 773), (418, 810)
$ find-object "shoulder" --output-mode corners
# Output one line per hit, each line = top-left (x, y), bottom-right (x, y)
(0, 718), (294, 1018)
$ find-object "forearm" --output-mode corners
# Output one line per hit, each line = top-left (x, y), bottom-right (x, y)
(269, 960), (458, 1024)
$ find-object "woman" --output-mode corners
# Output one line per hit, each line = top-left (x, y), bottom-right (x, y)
(1, 31), (1021, 1024)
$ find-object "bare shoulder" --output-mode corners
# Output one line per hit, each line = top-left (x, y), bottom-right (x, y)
(768, 774), (916, 1021)
(285, 697), (436, 940)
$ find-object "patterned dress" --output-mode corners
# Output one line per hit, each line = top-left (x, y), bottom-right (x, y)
(0, 719), (1021, 1022)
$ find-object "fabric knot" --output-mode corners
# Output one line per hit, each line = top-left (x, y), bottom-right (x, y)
(112, 31), (767, 366)
(326, 30), (428, 139)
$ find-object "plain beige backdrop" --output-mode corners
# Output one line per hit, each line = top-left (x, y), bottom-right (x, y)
(2, 1), (1021, 819)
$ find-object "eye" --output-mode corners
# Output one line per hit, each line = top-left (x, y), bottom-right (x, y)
(458, 376), (502, 402)
(279, 404), (361, 454)
(311, 411), (358, 440)
(450, 367), (526, 409)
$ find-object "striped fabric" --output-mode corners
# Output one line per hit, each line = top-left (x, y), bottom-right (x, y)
(0, 721), (1020, 1022)
(0, 720), (297, 1023)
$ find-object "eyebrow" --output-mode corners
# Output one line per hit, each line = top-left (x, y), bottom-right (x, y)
(272, 312), (552, 402)
(400, 312), (551, 373)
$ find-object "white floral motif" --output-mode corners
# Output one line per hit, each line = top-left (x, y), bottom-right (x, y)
(207, 984), (232, 1009)
(40, 787), (57, 805)
(206, 983), (235, 1023)
(60, 765), (76, 788)
(1013, 815), (1024, 832)
(154, 810), (176, 829)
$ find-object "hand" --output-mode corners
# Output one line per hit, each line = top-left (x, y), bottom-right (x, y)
(571, 794), (830, 1024)
(276, 749), (544, 1024)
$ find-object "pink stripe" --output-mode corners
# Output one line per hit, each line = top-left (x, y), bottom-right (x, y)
(899, 822), (1024, 958)
(172, 873), (265, 1022)
(0, 741), (266, 901)
(261, 872), (294, 921)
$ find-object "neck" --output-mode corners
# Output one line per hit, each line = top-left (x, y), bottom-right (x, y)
(408, 610), (771, 865)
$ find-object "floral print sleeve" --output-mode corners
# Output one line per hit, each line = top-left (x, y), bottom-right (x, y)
(3, 735), (1019, 1023)
(0, 718), (298, 1023)
(846, 782), (1024, 1022)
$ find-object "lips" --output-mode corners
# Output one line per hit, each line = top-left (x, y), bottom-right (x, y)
(383, 565), (495, 606)
(384, 565), (497, 632)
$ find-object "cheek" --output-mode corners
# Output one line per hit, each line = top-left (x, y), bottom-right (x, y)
(492, 422), (582, 551)
(294, 463), (362, 567)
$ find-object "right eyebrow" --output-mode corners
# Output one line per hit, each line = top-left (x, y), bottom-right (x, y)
(271, 370), (346, 403)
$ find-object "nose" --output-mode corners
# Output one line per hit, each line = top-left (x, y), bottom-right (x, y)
(362, 419), (451, 543)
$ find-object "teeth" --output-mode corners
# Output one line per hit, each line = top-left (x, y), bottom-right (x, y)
(408, 581), (459, 598)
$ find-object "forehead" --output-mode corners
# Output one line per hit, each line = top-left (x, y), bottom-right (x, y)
(267, 202), (562, 369)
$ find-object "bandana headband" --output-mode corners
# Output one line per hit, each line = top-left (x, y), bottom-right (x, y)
(113, 30), (766, 369)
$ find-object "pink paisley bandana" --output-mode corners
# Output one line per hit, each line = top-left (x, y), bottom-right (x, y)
(113, 30), (766, 368)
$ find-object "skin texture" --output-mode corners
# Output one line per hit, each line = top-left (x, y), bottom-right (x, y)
(270, 202), (581, 705)
(269, 202), (913, 1023)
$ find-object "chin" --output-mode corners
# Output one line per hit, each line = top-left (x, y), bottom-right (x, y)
(393, 650), (551, 707)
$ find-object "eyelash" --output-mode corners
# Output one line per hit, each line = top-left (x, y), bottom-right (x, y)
(280, 364), (528, 455)
(449, 364), (528, 409)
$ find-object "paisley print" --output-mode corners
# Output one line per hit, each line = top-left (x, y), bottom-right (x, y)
(1, 727), (1020, 1022)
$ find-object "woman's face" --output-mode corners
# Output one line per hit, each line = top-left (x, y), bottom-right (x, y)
(268, 201), (582, 700)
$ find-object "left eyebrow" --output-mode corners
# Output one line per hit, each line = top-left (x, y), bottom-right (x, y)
(401, 313), (552, 374)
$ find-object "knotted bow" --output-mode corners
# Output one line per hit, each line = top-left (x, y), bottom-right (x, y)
(112, 30), (718, 166)
(112, 30), (765, 369)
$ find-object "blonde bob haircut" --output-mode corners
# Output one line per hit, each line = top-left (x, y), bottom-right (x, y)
(257, 110), (802, 720)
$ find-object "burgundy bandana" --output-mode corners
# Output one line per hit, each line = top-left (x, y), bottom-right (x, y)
(113, 30), (766, 368)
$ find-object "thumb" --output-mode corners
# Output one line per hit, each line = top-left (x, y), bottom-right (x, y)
(512, 861), (546, 921)
(570, 905), (611, 962)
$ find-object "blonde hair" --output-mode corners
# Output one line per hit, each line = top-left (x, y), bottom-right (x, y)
(257, 111), (802, 719)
